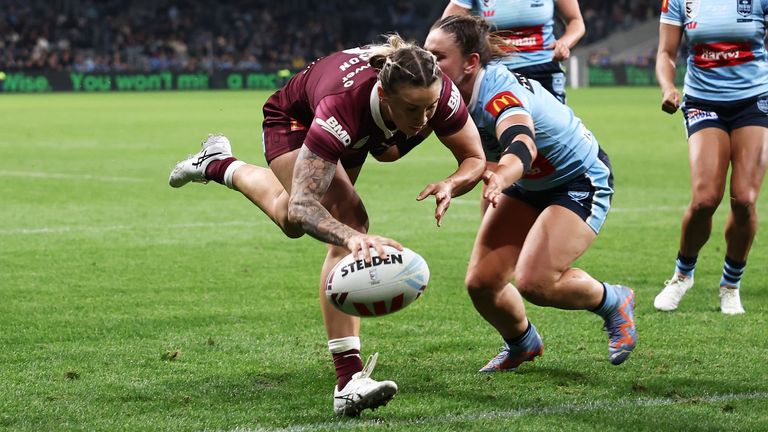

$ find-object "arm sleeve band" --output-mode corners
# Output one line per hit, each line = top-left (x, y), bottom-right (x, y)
(499, 125), (534, 172)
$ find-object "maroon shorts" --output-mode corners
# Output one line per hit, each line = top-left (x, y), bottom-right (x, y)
(262, 94), (309, 164)
(262, 94), (368, 168)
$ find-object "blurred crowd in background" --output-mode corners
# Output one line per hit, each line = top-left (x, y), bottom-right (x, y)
(1, 0), (662, 73)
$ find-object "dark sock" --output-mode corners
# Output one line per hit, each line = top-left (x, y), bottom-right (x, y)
(332, 349), (363, 390)
(205, 157), (237, 184)
(720, 256), (747, 288)
(675, 252), (698, 278)
(589, 283), (608, 313)
(503, 321), (531, 346)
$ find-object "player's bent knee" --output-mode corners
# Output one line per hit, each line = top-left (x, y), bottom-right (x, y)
(465, 272), (503, 297)
(514, 272), (552, 303)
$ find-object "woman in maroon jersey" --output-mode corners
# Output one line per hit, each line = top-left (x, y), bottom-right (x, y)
(169, 35), (485, 417)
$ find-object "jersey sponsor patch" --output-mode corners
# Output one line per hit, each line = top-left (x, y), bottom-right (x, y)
(316, 116), (352, 145)
(446, 83), (461, 119)
(484, 91), (523, 117)
(661, 0), (669, 13)
(685, 108), (719, 126)
(496, 26), (545, 53)
(692, 42), (755, 68)
(522, 154), (555, 179)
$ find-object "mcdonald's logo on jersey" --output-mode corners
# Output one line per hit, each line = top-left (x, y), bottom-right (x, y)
(484, 91), (522, 117)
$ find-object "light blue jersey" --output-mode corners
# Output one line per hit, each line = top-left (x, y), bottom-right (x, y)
(451, 0), (556, 69)
(469, 62), (597, 191)
(660, 0), (768, 101)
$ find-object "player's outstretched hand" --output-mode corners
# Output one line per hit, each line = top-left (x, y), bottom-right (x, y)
(482, 170), (504, 208)
(417, 180), (453, 227)
(345, 234), (403, 264)
(661, 88), (681, 114)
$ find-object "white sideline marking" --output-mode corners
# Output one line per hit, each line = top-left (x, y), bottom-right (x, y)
(0, 220), (268, 236)
(228, 391), (768, 432)
(0, 170), (147, 183)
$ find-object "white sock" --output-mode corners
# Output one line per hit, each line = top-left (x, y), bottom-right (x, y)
(223, 160), (246, 190)
(328, 336), (361, 354)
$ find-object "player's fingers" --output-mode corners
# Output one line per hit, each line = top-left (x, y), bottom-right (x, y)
(435, 198), (450, 226)
(416, 184), (436, 201)
(381, 237), (403, 251)
(370, 240), (388, 261)
(351, 241), (365, 261)
(361, 241), (373, 263)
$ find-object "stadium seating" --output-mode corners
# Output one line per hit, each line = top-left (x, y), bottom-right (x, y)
(2, 0), (661, 73)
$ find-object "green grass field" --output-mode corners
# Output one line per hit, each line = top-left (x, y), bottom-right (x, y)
(1, 88), (767, 431)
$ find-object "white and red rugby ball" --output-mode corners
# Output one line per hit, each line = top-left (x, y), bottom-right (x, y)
(325, 246), (429, 317)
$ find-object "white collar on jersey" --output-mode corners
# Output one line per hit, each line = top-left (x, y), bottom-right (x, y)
(370, 82), (397, 139)
(468, 67), (486, 109)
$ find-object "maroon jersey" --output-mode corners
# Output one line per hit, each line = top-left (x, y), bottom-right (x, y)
(262, 47), (469, 167)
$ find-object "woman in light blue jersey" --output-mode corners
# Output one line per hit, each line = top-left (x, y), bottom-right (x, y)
(425, 15), (636, 371)
(442, 0), (585, 104)
(654, 0), (768, 315)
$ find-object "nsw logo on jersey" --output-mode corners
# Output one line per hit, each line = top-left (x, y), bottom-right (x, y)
(693, 42), (755, 68)
(758, 96), (768, 114)
(316, 116), (352, 146)
(737, 0), (753, 17)
(484, 91), (522, 117)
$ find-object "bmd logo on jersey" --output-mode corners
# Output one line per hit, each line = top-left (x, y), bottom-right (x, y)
(738, 0), (752, 17)
(484, 91), (522, 117)
(316, 116), (351, 145)
(446, 83), (461, 119)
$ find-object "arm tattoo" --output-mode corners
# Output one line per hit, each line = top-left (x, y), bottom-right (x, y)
(288, 146), (359, 246)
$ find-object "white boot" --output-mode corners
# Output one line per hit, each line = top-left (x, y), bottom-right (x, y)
(719, 286), (745, 315)
(654, 275), (693, 311)
(333, 353), (397, 417)
(168, 134), (233, 188)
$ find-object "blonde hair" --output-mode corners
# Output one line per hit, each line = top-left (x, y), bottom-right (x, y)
(368, 34), (442, 94)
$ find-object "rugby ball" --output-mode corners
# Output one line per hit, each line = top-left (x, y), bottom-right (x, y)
(325, 246), (429, 317)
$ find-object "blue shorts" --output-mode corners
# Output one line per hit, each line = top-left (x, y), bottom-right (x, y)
(681, 93), (768, 137)
(503, 148), (614, 234)
(512, 61), (566, 104)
